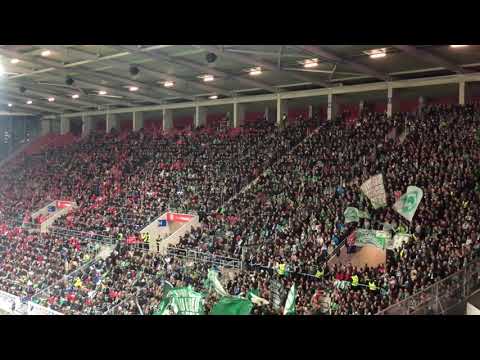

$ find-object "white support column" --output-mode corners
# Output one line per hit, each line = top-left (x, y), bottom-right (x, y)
(195, 106), (207, 128)
(40, 119), (50, 136)
(60, 115), (70, 135)
(81, 114), (93, 137)
(327, 93), (333, 121)
(132, 111), (144, 131)
(163, 109), (173, 131)
(308, 104), (313, 119)
(233, 102), (246, 128)
(276, 95), (288, 127)
(106, 113), (118, 133)
(387, 87), (393, 118)
(459, 81), (466, 105)
(359, 100), (364, 114)
(264, 106), (269, 121)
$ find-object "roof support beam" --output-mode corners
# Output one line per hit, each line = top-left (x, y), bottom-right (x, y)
(116, 45), (279, 93)
(297, 45), (390, 81)
(392, 45), (472, 74)
(0, 82), (98, 110)
(0, 48), (165, 105)
(194, 45), (329, 88)
(0, 94), (62, 114)
(33, 45), (232, 97)
(45, 71), (480, 120)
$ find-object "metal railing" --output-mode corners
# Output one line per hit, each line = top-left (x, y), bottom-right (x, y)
(377, 256), (480, 315)
(167, 247), (243, 270)
(49, 226), (117, 245)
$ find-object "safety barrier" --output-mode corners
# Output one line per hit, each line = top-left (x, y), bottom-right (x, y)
(167, 247), (243, 270)
(49, 226), (117, 245)
(377, 256), (480, 315)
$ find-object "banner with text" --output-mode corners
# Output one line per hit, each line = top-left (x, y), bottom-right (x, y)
(360, 174), (387, 209)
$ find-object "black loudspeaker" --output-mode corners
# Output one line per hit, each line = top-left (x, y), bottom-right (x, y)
(206, 52), (217, 63)
(19, 86), (26, 93)
(130, 65), (140, 76)
(66, 77), (74, 86)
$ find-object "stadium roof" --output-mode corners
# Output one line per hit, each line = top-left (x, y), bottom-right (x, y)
(0, 45), (479, 115)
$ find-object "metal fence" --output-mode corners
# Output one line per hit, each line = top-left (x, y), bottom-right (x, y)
(377, 257), (480, 315)
(167, 247), (243, 270)
(49, 226), (117, 245)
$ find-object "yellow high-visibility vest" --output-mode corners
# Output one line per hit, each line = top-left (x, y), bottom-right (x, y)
(351, 275), (359, 287)
(142, 233), (150, 242)
(315, 269), (324, 278)
(117, 233), (123, 240)
(368, 281), (377, 291)
(278, 263), (286, 276)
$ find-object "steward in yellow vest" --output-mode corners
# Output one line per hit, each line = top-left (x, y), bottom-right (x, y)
(315, 269), (324, 279)
(351, 275), (359, 288)
(368, 281), (377, 291)
(141, 232), (150, 243)
(278, 263), (286, 276)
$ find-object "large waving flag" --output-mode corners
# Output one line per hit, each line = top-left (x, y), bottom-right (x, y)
(360, 174), (387, 209)
(283, 283), (297, 315)
(393, 186), (423, 222)
(210, 297), (253, 315)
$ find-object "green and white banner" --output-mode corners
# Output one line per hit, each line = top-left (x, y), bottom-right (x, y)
(204, 269), (229, 297)
(247, 289), (269, 306)
(154, 286), (205, 315)
(360, 174), (387, 209)
(344, 207), (370, 223)
(355, 229), (391, 250)
(386, 233), (412, 250)
(393, 186), (423, 222)
(283, 283), (297, 315)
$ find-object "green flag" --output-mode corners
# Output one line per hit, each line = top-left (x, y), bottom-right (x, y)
(247, 289), (269, 306)
(344, 207), (370, 223)
(204, 269), (229, 297)
(355, 229), (391, 250)
(283, 283), (296, 315)
(155, 286), (205, 315)
(344, 207), (359, 223)
(393, 186), (423, 222)
(153, 297), (172, 315)
(210, 297), (253, 315)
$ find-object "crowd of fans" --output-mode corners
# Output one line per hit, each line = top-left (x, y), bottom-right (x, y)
(0, 103), (479, 315)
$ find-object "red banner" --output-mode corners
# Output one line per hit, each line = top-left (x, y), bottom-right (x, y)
(166, 213), (193, 222)
(57, 200), (73, 209)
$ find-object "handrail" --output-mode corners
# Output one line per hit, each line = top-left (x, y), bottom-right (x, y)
(376, 255), (480, 315)
(167, 247), (242, 270)
(49, 226), (117, 245)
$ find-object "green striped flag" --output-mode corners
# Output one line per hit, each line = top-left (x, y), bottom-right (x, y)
(283, 283), (297, 315)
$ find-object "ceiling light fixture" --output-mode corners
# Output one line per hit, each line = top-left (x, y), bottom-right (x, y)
(7, 103), (12, 107)
(248, 67), (262, 76)
(41, 50), (51, 57)
(72, 94), (80, 99)
(10, 58), (20, 64)
(98, 90), (107, 95)
(199, 74), (214, 82)
(129, 86), (139, 92)
(48, 97), (55, 102)
(26, 100), (33, 105)
(163, 81), (174, 88)
(450, 45), (468, 48)
(303, 58), (319, 68)
(365, 48), (387, 59)
(209, 95), (218, 100)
